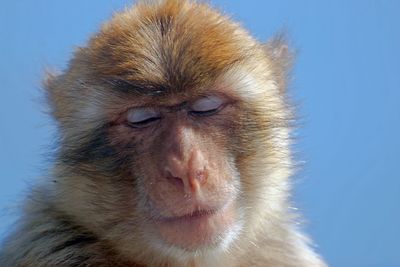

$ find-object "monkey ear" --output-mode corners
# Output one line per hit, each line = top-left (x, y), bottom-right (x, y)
(264, 34), (294, 92)
(42, 69), (68, 123)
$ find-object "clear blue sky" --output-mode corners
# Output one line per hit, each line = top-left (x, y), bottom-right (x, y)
(1, 1), (399, 266)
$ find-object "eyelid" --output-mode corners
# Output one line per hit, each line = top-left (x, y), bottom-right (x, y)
(126, 107), (161, 125)
(190, 95), (224, 112)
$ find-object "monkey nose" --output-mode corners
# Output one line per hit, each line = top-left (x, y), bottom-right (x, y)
(165, 168), (208, 194)
(164, 153), (208, 194)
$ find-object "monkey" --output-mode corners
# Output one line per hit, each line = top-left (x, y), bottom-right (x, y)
(0, 0), (327, 266)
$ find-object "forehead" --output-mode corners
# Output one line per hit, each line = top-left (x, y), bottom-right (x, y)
(81, 0), (256, 97)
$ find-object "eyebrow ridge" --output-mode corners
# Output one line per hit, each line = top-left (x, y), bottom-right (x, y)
(104, 78), (169, 97)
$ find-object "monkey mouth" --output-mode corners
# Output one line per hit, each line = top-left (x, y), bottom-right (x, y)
(159, 209), (218, 223)
(153, 202), (236, 250)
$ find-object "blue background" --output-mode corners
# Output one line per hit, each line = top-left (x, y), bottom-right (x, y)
(1, 1), (399, 266)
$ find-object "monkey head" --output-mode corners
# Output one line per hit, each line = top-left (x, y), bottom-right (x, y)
(45, 0), (292, 264)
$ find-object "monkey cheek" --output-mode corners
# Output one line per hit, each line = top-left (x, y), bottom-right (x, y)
(154, 202), (237, 250)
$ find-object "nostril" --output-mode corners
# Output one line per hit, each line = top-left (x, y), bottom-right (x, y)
(166, 171), (184, 188)
(194, 169), (207, 185)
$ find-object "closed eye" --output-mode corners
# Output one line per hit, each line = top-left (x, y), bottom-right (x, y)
(126, 107), (161, 128)
(189, 95), (225, 117)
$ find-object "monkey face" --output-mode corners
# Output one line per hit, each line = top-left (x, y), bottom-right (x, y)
(106, 92), (243, 250)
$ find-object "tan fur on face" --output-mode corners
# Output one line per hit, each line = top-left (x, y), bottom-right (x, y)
(0, 1), (326, 266)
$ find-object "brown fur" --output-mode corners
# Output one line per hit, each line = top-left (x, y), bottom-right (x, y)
(0, 1), (326, 266)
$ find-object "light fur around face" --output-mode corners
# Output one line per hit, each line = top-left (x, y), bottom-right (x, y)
(0, 1), (326, 266)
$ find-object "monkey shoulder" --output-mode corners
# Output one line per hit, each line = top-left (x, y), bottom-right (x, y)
(0, 188), (130, 267)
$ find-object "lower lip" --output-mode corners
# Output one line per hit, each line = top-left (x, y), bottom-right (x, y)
(155, 204), (235, 249)
(161, 209), (217, 223)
